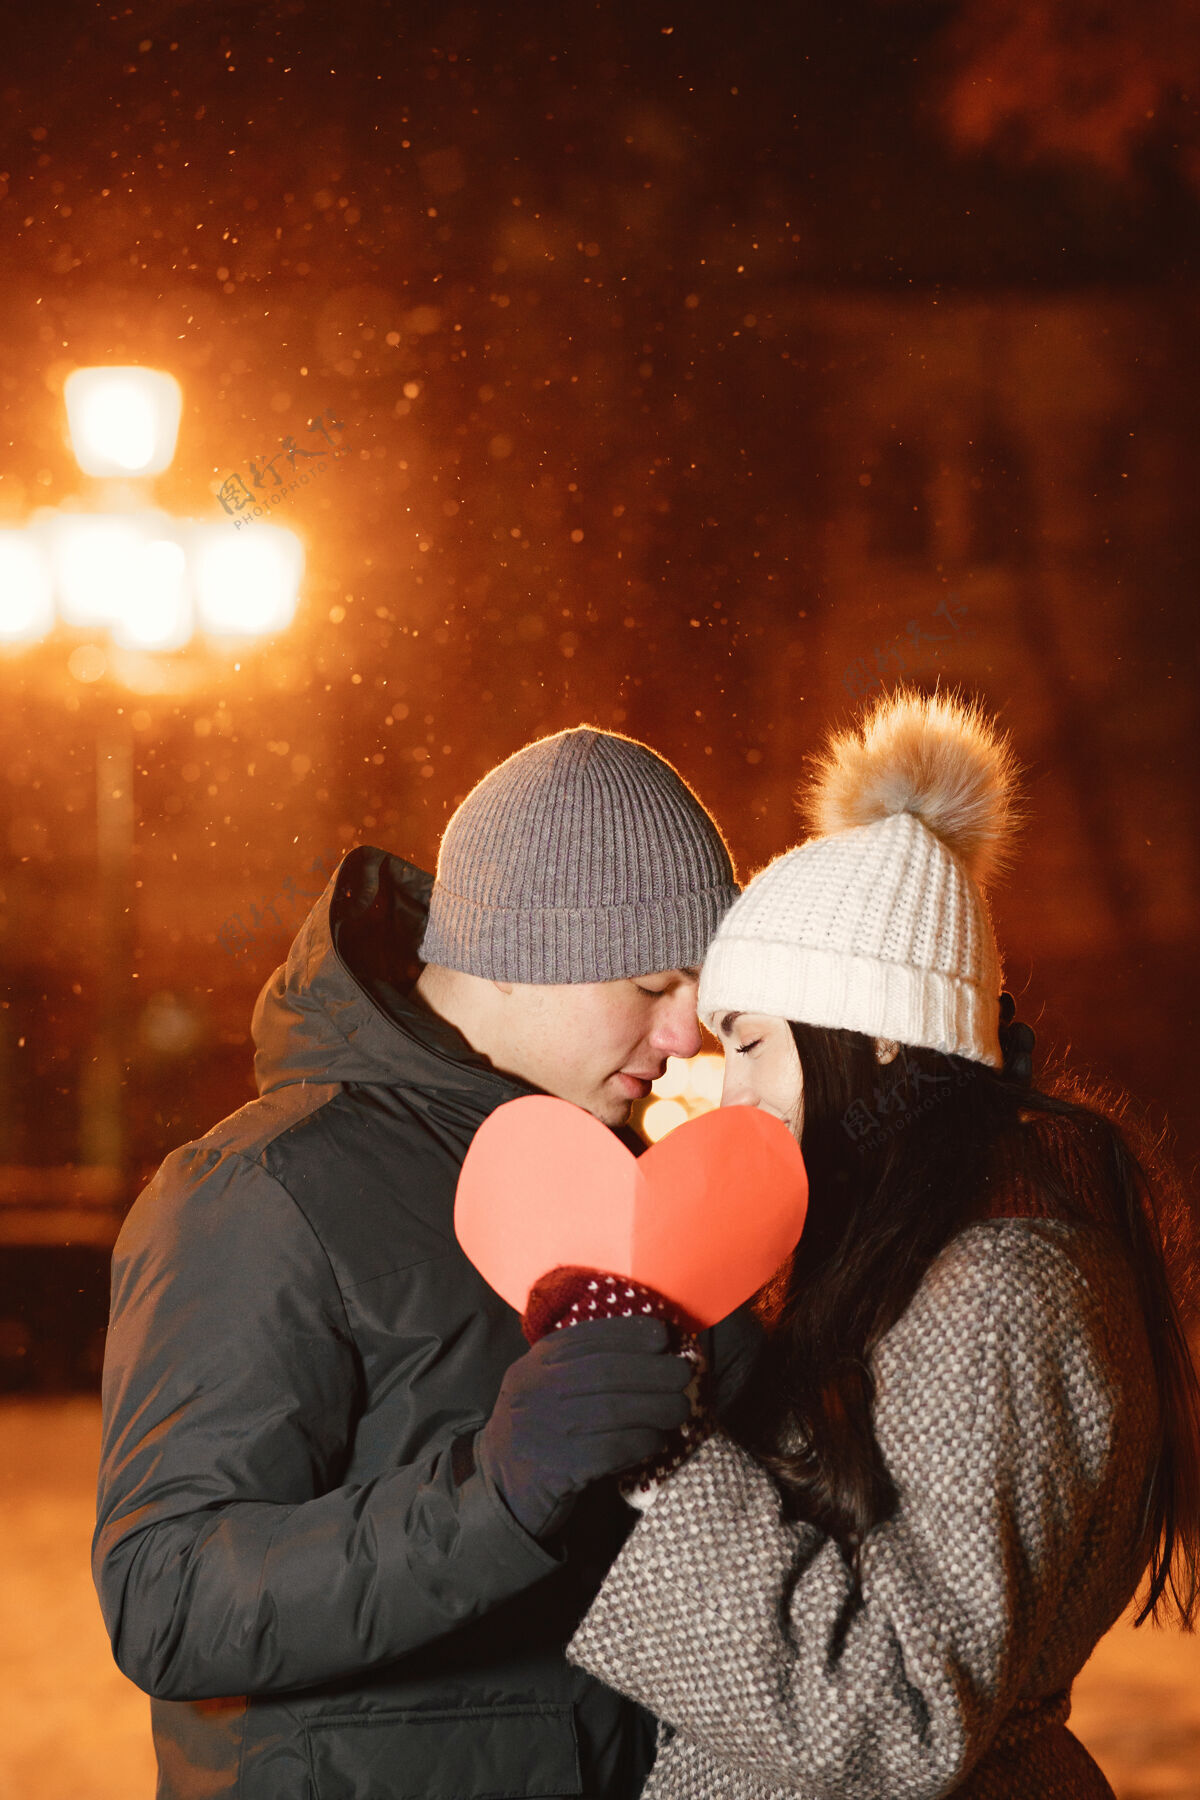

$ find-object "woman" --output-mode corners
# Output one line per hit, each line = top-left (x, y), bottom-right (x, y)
(568, 688), (1200, 1799)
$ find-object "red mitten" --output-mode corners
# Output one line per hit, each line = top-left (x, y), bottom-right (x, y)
(523, 1265), (714, 1503)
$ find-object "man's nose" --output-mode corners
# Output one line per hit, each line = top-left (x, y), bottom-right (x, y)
(650, 993), (703, 1062)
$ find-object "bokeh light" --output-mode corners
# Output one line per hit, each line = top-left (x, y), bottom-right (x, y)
(0, 531), (55, 643)
(641, 1051), (726, 1140)
(191, 524), (304, 638)
(652, 1060), (690, 1100)
(685, 1052), (725, 1107)
(63, 367), (183, 478)
(111, 536), (192, 652)
(641, 1097), (690, 1143)
(48, 514), (150, 628)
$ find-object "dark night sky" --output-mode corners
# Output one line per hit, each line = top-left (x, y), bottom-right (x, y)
(4, 1), (1199, 289)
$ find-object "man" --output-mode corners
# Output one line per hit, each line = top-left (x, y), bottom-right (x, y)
(94, 726), (740, 1800)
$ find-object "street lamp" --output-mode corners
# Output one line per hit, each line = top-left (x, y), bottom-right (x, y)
(0, 531), (55, 642)
(62, 366), (182, 478)
(3, 368), (304, 652)
(49, 512), (162, 630)
(191, 524), (305, 637)
(1, 367), (305, 1187)
(110, 534), (191, 652)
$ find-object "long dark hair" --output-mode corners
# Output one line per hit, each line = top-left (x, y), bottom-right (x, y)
(731, 1014), (1200, 1628)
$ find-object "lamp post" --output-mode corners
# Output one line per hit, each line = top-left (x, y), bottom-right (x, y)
(1, 366), (305, 1197)
(84, 705), (136, 1169)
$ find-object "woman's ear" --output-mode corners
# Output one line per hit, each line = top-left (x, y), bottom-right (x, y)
(874, 1038), (900, 1065)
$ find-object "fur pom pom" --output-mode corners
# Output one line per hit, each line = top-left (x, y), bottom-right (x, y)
(802, 687), (1023, 887)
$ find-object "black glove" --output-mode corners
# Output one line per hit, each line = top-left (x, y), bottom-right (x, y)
(475, 1314), (694, 1540)
(700, 1299), (766, 1422)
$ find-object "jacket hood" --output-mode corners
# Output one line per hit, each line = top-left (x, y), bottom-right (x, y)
(252, 845), (514, 1097)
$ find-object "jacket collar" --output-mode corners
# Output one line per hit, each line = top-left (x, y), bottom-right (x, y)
(252, 844), (535, 1106)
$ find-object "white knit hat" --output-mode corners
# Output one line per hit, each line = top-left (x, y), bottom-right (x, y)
(698, 689), (1023, 1067)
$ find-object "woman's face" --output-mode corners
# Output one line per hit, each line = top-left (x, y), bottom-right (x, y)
(713, 1011), (803, 1136)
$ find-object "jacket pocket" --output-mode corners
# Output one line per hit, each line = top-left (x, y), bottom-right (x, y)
(305, 1702), (583, 1800)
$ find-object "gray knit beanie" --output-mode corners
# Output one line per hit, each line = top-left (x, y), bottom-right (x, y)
(418, 727), (738, 982)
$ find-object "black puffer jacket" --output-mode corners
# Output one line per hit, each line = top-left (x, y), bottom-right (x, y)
(93, 846), (657, 1800)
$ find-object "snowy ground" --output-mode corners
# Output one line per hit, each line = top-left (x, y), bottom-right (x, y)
(2, 1398), (1198, 1800)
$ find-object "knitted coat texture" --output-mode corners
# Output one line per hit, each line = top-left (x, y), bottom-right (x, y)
(568, 1216), (1158, 1800)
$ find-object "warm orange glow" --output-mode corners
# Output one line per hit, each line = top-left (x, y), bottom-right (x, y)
(0, 530), (55, 642)
(63, 366), (183, 478)
(643, 1052), (725, 1139)
(111, 536), (192, 652)
(641, 1097), (690, 1143)
(24, 508), (301, 651)
(655, 1051), (724, 1107)
(47, 511), (194, 649)
(191, 524), (304, 637)
(49, 514), (150, 627)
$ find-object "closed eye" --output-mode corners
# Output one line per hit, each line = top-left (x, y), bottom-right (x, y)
(735, 1039), (762, 1056)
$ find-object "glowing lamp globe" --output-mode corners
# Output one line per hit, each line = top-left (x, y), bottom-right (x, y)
(0, 530), (55, 642)
(64, 366), (183, 478)
(192, 524), (304, 638)
(111, 531), (193, 652)
(49, 514), (151, 627)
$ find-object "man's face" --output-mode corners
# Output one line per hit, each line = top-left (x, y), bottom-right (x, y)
(497, 969), (704, 1126)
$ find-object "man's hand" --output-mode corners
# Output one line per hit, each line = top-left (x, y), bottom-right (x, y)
(475, 1315), (694, 1539)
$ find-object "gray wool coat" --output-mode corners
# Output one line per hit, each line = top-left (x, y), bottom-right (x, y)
(568, 1217), (1160, 1800)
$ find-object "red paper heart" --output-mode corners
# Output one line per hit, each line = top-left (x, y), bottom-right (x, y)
(455, 1095), (808, 1327)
